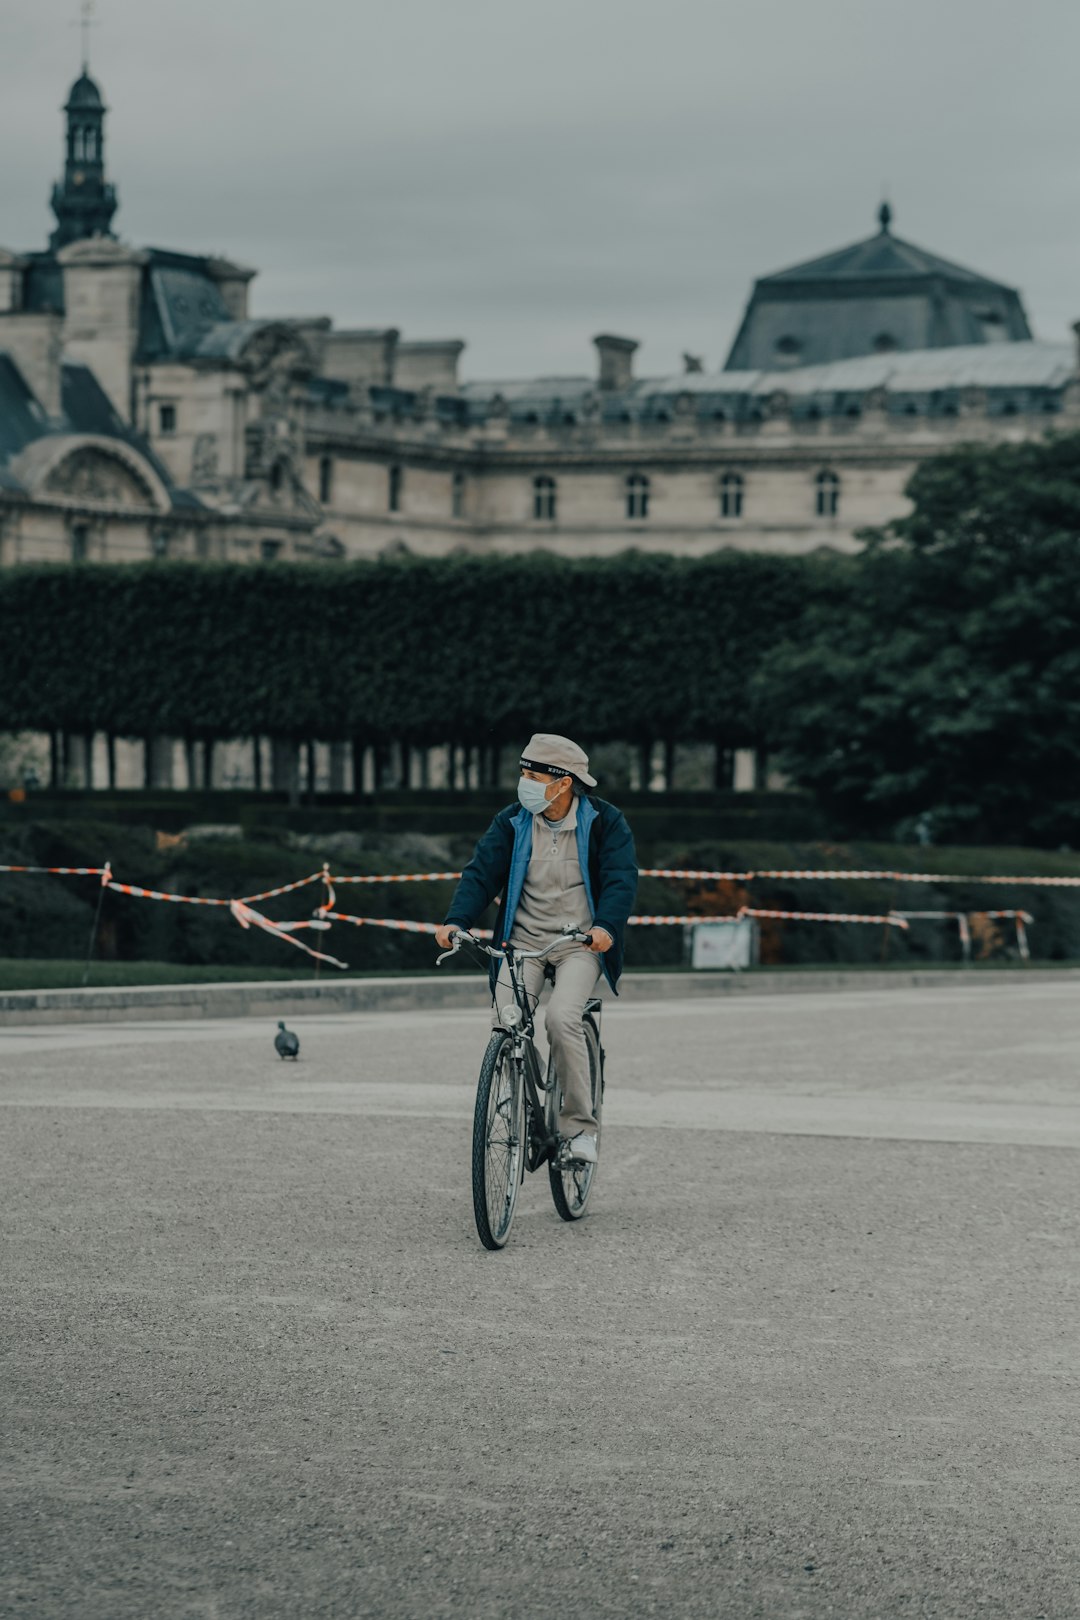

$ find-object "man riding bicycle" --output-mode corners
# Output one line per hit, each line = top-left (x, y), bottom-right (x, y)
(435, 733), (638, 1165)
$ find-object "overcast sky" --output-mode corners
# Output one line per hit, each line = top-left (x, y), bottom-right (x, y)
(3, 0), (1079, 379)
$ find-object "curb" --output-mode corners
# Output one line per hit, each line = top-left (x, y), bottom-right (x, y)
(2, 967), (1079, 1026)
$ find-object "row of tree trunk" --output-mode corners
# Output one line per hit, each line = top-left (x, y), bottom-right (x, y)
(42, 733), (767, 795)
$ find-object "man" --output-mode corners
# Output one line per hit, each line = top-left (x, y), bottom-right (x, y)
(435, 734), (638, 1164)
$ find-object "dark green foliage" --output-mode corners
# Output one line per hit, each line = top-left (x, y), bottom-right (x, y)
(754, 435), (1080, 845)
(0, 552), (821, 747)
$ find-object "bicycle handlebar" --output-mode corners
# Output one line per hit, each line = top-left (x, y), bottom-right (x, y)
(436, 926), (593, 967)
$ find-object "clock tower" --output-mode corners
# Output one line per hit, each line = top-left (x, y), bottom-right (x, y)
(49, 69), (118, 250)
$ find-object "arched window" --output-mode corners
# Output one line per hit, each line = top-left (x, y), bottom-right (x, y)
(318, 455), (333, 504)
(533, 474), (556, 522)
(815, 470), (840, 518)
(388, 464), (402, 512)
(452, 470), (465, 519)
(719, 472), (744, 518)
(626, 473), (650, 520)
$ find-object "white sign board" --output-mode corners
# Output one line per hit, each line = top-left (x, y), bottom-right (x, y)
(689, 918), (757, 971)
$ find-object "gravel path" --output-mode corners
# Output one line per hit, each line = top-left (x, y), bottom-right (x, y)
(3, 983), (1079, 1618)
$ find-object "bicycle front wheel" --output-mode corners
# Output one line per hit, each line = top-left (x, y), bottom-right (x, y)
(472, 1032), (524, 1250)
(548, 1015), (603, 1222)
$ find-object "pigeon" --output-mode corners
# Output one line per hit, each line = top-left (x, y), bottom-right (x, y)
(274, 1020), (300, 1060)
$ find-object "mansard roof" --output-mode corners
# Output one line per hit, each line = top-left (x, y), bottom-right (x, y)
(0, 350), (195, 505)
(136, 249), (234, 360)
(644, 340), (1073, 400)
(725, 207), (1033, 370)
(761, 215), (1010, 290)
(456, 340), (1073, 427)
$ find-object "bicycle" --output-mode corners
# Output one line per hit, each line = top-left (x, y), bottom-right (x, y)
(437, 926), (606, 1251)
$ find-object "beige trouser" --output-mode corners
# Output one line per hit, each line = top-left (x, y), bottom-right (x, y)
(492, 939), (602, 1136)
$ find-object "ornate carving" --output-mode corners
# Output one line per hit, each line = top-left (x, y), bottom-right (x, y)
(45, 449), (152, 507)
(191, 433), (219, 485)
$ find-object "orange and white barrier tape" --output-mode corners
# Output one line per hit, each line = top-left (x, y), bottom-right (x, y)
(637, 868), (753, 881)
(320, 912), (494, 938)
(331, 871), (463, 885)
(107, 879), (231, 906)
(238, 869), (329, 904)
(228, 898), (347, 968)
(0, 863), (109, 876)
(740, 907), (908, 927)
(753, 869), (1080, 886)
(628, 914), (739, 927)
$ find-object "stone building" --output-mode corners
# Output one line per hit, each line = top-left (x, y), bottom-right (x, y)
(2, 66), (1078, 788)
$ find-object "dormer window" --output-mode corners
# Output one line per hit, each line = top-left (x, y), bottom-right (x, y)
(976, 308), (1007, 344)
(774, 335), (802, 367)
(873, 333), (899, 353)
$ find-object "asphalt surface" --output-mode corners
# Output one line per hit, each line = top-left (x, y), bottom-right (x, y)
(3, 981), (1079, 1619)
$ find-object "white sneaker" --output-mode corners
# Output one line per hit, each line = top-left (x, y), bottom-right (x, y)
(564, 1132), (598, 1164)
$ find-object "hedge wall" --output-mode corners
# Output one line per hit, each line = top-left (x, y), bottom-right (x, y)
(0, 552), (831, 746)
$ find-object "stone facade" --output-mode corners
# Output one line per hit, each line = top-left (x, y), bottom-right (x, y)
(2, 67), (1079, 790)
(2, 67), (1077, 577)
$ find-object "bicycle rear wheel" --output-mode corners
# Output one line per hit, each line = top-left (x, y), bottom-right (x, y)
(472, 1032), (524, 1250)
(548, 1015), (603, 1222)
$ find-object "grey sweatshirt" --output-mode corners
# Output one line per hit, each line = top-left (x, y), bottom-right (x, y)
(509, 799), (593, 947)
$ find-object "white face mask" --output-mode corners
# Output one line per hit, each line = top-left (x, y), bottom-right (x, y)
(517, 777), (554, 815)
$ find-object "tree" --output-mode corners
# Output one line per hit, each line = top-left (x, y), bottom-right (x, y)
(754, 434), (1080, 844)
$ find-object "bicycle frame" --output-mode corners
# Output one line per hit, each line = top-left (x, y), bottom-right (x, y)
(438, 927), (594, 1173)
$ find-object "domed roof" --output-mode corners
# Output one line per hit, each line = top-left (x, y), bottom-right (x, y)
(65, 71), (104, 111)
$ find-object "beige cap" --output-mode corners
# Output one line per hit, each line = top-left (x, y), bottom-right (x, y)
(519, 733), (597, 788)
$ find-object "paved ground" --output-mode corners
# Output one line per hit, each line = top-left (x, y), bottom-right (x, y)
(2, 981), (1079, 1619)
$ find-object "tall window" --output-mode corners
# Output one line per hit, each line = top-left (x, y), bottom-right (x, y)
(815, 470), (840, 517)
(533, 474), (556, 522)
(719, 472), (744, 518)
(71, 523), (89, 564)
(626, 473), (650, 520)
(260, 538), (282, 562)
(158, 403), (176, 435)
(388, 464), (402, 513)
(318, 455), (334, 504)
(452, 470), (465, 519)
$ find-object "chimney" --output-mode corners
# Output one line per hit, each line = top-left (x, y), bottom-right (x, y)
(58, 237), (147, 421)
(393, 339), (466, 395)
(594, 333), (639, 393)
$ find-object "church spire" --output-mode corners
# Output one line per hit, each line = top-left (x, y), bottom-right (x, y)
(878, 199), (893, 234)
(49, 55), (118, 250)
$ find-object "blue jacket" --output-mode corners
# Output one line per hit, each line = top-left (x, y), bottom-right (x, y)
(444, 795), (638, 994)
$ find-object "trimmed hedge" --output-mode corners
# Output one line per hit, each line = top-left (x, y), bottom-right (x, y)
(0, 552), (828, 745)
